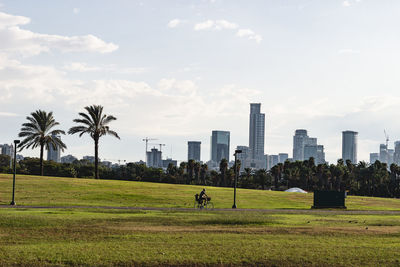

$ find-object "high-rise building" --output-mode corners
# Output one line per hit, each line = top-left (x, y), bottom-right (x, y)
(47, 134), (61, 163)
(316, 145), (325, 164)
(249, 103), (265, 161)
(293, 129), (308, 161)
(146, 148), (162, 168)
(304, 144), (317, 161)
(162, 158), (177, 168)
(83, 156), (95, 163)
(370, 153), (379, 164)
(379, 144), (388, 164)
(61, 154), (78, 164)
(342, 131), (358, 164)
(188, 141), (201, 161)
(236, 145), (250, 171)
(278, 153), (288, 163)
(394, 141), (400, 165)
(210, 130), (230, 163)
(1, 144), (13, 157)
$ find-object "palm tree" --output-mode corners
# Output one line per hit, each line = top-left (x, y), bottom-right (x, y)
(68, 105), (120, 179)
(18, 110), (66, 176)
(219, 158), (228, 186)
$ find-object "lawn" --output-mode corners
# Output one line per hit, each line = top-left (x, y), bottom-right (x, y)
(1, 208), (400, 266)
(1, 173), (400, 210)
(1, 174), (400, 266)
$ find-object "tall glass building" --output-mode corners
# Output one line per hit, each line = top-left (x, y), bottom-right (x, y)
(249, 103), (265, 161)
(188, 141), (201, 161)
(342, 131), (358, 164)
(210, 131), (230, 163)
(47, 133), (61, 163)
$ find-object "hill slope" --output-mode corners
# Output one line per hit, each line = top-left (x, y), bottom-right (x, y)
(1, 173), (400, 210)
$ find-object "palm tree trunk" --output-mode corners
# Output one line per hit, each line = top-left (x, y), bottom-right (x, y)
(94, 137), (99, 179)
(40, 143), (44, 176)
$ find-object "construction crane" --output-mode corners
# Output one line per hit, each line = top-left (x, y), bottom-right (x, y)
(149, 143), (166, 153)
(142, 137), (158, 162)
(384, 130), (389, 149)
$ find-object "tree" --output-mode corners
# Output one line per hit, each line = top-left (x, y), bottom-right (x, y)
(200, 163), (208, 185)
(219, 158), (228, 186)
(18, 110), (66, 176)
(68, 105), (120, 179)
(187, 159), (195, 183)
(193, 161), (201, 184)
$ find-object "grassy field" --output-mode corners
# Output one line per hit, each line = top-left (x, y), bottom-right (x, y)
(1, 208), (400, 266)
(1, 174), (400, 266)
(1, 173), (400, 210)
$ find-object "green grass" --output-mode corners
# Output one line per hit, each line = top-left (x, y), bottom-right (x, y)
(1, 174), (400, 266)
(1, 208), (400, 266)
(1, 173), (400, 210)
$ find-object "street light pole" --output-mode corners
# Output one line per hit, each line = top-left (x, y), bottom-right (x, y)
(10, 139), (20, 206)
(232, 149), (242, 209)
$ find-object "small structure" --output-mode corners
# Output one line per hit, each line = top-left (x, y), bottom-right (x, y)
(312, 190), (347, 209)
(285, 187), (307, 193)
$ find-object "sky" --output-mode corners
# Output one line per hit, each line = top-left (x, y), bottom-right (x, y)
(1, 0), (400, 164)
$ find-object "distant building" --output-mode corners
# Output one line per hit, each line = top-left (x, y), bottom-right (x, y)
(61, 155), (78, 164)
(47, 134), (61, 163)
(379, 144), (388, 164)
(293, 129), (308, 161)
(278, 153), (288, 163)
(316, 145), (325, 165)
(162, 158), (177, 168)
(370, 153), (379, 164)
(146, 148), (162, 168)
(394, 141), (400, 165)
(210, 130), (230, 163)
(249, 103), (265, 164)
(236, 146), (250, 171)
(188, 141), (201, 161)
(304, 144), (317, 162)
(1, 144), (13, 157)
(101, 161), (112, 168)
(266, 155), (279, 170)
(83, 156), (95, 163)
(342, 131), (358, 164)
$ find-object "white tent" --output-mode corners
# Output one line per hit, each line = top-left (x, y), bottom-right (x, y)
(285, 187), (307, 193)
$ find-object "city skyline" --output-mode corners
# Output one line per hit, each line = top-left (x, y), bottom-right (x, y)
(1, 1), (400, 163)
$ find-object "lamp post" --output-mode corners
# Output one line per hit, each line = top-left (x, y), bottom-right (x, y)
(232, 149), (242, 209)
(10, 139), (20, 206)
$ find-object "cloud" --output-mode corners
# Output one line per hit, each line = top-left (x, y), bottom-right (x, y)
(167, 19), (181, 28)
(73, 8), (80, 14)
(194, 20), (214, 30)
(194, 19), (238, 31)
(0, 11), (118, 57)
(63, 62), (147, 74)
(193, 19), (261, 43)
(236, 29), (262, 43)
(342, 1), (351, 7)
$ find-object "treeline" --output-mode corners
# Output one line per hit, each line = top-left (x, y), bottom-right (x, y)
(1, 155), (400, 198)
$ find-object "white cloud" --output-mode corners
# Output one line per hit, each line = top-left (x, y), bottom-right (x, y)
(73, 8), (80, 14)
(193, 19), (261, 43)
(236, 28), (262, 43)
(168, 19), (181, 28)
(194, 19), (238, 31)
(194, 20), (214, 30)
(0, 11), (118, 57)
(342, 1), (351, 7)
(63, 62), (147, 74)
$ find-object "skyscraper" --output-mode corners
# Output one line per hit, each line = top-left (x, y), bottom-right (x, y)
(249, 103), (265, 161)
(370, 153), (379, 164)
(187, 141), (201, 161)
(146, 148), (162, 168)
(293, 129), (308, 161)
(47, 134), (61, 163)
(342, 131), (358, 164)
(210, 130), (230, 163)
